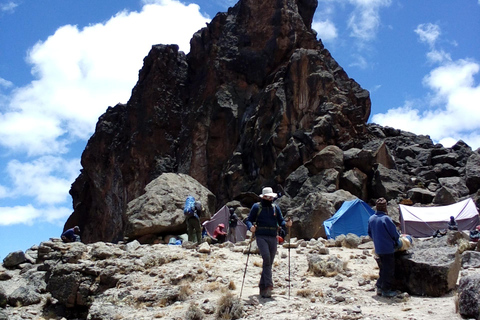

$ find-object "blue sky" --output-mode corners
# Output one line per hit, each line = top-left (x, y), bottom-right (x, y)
(0, 0), (479, 260)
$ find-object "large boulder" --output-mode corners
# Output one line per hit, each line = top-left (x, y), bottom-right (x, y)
(393, 246), (461, 297)
(339, 168), (368, 200)
(457, 273), (480, 320)
(371, 164), (408, 200)
(432, 186), (457, 205)
(406, 187), (436, 204)
(288, 190), (355, 239)
(304, 145), (344, 174)
(438, 177), (469, 197)
(124, 173), (216, 239)
(7, 286), (41, 307)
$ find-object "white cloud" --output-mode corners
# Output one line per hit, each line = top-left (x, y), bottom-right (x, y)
(0, 77), (13, 89)
(312, 19), (338, 41)
(0, 204), (71, 226)
(0, 1), (18, 13)
(372, 59), (480, 149)
(6, 156), (81, 205)
(426, 49), (451, 64)
(347, 0), (392, 42)
(0, 205), (40, 225)
(415, 23), (440, 48)
(0, 0), (210, 156)
(349, 54), (368, 69)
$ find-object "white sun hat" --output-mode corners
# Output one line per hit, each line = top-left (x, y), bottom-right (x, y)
(259, 187), (277, 199)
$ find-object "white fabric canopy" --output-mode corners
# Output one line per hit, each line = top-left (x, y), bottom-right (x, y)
(399, 198), (480, 238)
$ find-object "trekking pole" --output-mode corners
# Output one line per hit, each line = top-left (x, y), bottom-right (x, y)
(288, 221), (291, 300)
(240, 232), (255, 299)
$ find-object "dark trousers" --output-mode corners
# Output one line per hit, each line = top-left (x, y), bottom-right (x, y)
(256, 235), (277, 289)
(186, 217), (201, 244)
(376, 253), (395, 291)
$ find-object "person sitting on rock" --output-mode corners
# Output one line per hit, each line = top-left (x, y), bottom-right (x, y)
(213, 223), (227, 243)
(61, 226), (81, 243)
(447, 216), (458, 231)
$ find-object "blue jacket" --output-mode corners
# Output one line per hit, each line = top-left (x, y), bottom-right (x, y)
(61, 228), (76, 241)
(245, 201), (286, 237)
(368, 211), (400, 254)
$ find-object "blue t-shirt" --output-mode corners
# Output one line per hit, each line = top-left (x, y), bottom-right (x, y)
(245, 201), (286, 237)
(368, 211), (400, 254)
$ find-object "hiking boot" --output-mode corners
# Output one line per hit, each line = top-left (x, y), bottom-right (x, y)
(264, 286), (273, 298)
(381, 290), (397, 298)
(376, 287), (382, 296)
(259, 287), (266, 297)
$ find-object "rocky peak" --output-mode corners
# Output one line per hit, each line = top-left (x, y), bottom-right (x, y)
(67, 0), (372, 244)
(65, 0), (480, 245)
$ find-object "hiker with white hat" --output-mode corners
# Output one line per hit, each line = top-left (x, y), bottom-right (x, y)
(244, 187), (292, 298)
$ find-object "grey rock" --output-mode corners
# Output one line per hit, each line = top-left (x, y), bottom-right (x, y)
(433, 163), (459, 178)
(406, 187), (436, 204)
(343, 148), (375, 174)
(432, 186), (458, 205)
(438, 176), (469, 197)
(393, 246), (461, 297)
(125, 173), (216, 239)
(461, 251), (480, 269)
(457, 273), (480, 320)
(466, 153), (480, 194)
(305, 145), (344, 174)
(288, 190), (354, 239)
(125, 239), (141, 252)
(307, 254), (344, 277)
(431, 153), (459, 166)
(7, 286), (41, 306)
(339, 168), (368, 200)
(371, 164), (408, 200)
(2, 251), (26, 269)
(0, 286), (6, 308)
(342, 233), (361, 248)
(91, 242), (124, 260)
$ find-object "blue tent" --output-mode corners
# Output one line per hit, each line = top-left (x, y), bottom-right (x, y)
(323, 199), (375, 239)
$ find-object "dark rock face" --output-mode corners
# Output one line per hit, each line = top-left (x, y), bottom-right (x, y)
(64, 0), (480, 244)
(67, 0), (371, 243)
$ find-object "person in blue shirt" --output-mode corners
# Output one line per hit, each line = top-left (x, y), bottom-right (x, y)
(368, 198), (399, 298)
(61, 226), (81, 243)
(245, 187), (292, 298)
(447, 216), (458, 230)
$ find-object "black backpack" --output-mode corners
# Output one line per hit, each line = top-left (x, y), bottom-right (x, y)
(229, 213), (238, 228)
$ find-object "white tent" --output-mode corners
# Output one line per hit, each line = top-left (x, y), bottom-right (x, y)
(202, 205), (248, 243)
(399, 198), (480, 238)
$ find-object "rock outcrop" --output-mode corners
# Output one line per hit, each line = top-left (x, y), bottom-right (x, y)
(125, 173), (215, 241)
(66, 0), (373, 243)
(64, 0), (480, 244)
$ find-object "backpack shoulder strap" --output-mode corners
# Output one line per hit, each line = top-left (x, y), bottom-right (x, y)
(255, 202), (262, 225)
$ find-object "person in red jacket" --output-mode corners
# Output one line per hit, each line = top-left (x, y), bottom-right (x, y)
(213, 223), (227, 243)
